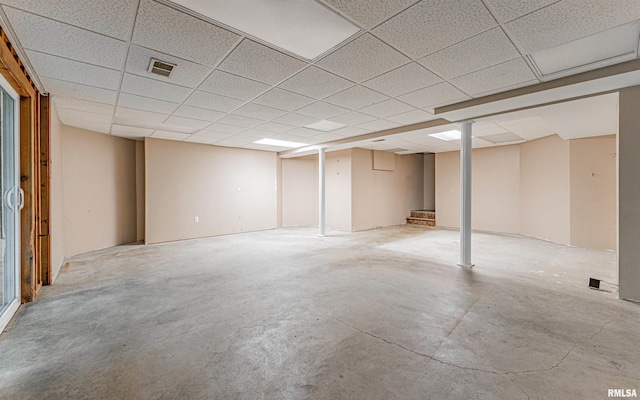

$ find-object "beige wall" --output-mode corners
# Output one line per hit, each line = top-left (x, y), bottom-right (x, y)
(145, 138), (277, 244)
(351, 148), (423, 231)
(435, 145), (520, 233)
(326, 149), (352, 231)
(50, 108), (137, 281)
(435, 134), (616, 250)
(520, 135), (571, 244)
(618, 86), (640, 301)
(49, 107), (65, 281)
(282, 156), (317, 227)
(135, 141), (145, 242)
(424, 153), (435, 211)
(569, 136), (617, 250)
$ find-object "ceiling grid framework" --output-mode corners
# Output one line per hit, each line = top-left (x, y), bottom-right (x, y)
(0, 0), (637, 152)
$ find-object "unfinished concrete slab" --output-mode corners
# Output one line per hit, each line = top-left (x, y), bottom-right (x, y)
(0, 226), (637, 399)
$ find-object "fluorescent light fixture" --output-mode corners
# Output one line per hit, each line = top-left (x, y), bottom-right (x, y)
(429, 129), (461, 141)
(529, 21), (640, 77)
(304, 120), (346, 131)
(170, 0), (360, 59)
(254, 138), (308, 148)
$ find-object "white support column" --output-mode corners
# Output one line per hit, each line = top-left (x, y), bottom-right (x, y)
(458, 121), (473, 268)
(319, 147), (326, 237)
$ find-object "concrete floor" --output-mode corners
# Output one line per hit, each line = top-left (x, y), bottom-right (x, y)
(0, 226), (638, 399)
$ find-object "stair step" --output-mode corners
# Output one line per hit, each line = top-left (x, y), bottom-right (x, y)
(406, 217), (435, 227)
(410, 210), (435, 219)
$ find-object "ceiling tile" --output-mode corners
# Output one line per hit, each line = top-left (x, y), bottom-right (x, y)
(317, 34), (409, 83)
(165, 116), (211, 129)
(173, 105), (226, 122)
(296, 101), (350, 119)
(359, 99), (414, 118)
(132, 0), (239, 66)
(270, 133), (311, 142)
(324, 85), (388, 109)
(218, 39), (307, 85)
(398, 82), (468, 109)
(321, 0), (420, 28)
(328, 111), (376, 126)
(199, 70), (270, 101)
(386, 109), (436, 124)
(56, 108), (112, 124)
(471, 123), (509, 137)
(372, 0), (497, 58)
(484, 0), (558, 23)
(117, 93), (178, 114)
(279, 66), (354, 99)
(184, 91), (244, 113)
(362, 62), (442, 97)
(451, 58), (536, 96)
(473, 79), (538, 97)
(204, 123), (247, 134)
(125, 45), (213, 88)
(504, 0), (640, 53)
(53, 97), (114, 116)
(62, 118), (111, 134)
(252, 88), (315, 111)
(332, 126), (372, 137)
(116, 107), (167, 122)
(286, 127), (323, 138)
(419, 28), (521, 79)
(357, 119), (400, 131)
(233, 103), (287, 121)
(482, 131), (524, 143)
(197, 130), (235, 139)
(272, 113), (320, 127)
(4, 6), (126, 69)
(111, 124), (155, 138)
(1, 0), (137, 40)
(255, 121), (297, 133)
(26, 50), (120, 90)
(152, 130), (191, 140)
(43, 77), (117, 104)
(311, 132), (343, 142)
(216, 114), (264, 128)
(237, 129), (272, 139)
(121, 73), (192, 103)
(185, 135), (220, 144)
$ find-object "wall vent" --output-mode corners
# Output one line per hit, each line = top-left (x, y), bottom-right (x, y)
(148, 58), (176, 78)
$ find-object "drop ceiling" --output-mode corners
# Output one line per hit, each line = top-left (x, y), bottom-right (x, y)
(0, 0), (637, 153)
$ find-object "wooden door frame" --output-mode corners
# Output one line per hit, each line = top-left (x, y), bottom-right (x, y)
(0, 26), (50, 302)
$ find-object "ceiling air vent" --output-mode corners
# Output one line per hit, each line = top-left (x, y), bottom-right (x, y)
(148, 58), (176, 78)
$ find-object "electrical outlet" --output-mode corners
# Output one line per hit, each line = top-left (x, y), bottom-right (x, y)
(194, 217), (199, 223)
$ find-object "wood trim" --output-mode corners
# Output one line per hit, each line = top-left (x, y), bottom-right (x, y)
(0, 28), (36, 98)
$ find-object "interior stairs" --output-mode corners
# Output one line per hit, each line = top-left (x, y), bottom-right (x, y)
(406, 210), (436, 227)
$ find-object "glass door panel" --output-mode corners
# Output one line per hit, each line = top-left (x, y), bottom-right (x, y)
(0, 78), (20, 333)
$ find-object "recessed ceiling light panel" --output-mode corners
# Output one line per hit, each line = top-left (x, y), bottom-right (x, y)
(529, 21), (640, 78)
(254, 138), (308, 148)
(304, 120), (346, 131)
(169, 0), (360, 59)
(429, 129), (461, 141)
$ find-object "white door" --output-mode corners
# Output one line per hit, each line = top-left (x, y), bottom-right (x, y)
(0, 74), (21, 333)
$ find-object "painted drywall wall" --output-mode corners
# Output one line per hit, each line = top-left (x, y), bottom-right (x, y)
(145, 138), (277, 244)
(520, 135), (571, 245)
(569, 136), (616, 250)
(50, 108), (137, 281)
(49, 106), (64, 282)
(435, 145), (520, 233)
(351, 148), (423, 231)
(617, 87), (640, 301)
(424, 153), (435, 210)
(326, 149), (352, 231)
(135, 141), (145, 242)
(282, 156), (317, 227)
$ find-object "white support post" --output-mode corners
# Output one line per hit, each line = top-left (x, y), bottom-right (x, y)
(458, 121), (473, 268)
(319, 147), (326, 237)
